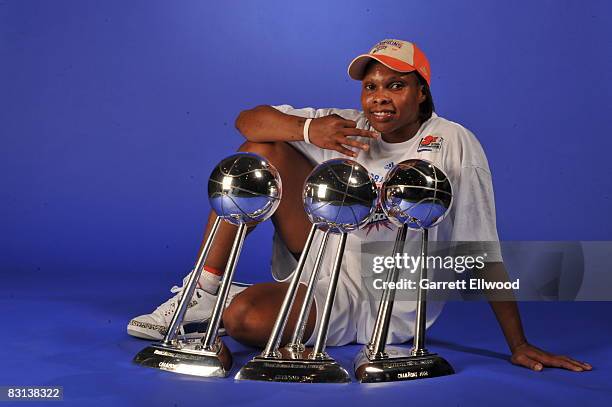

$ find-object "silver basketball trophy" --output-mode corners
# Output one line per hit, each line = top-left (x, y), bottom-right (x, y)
(133, 152), (281, 377)
(236, 159), (378, 383)
(354, 159), (455, 382)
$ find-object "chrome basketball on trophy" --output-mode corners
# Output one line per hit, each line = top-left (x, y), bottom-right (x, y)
(354, 159), (455, 383)
(133, 152), (281, 378)
(236, 158), (378, 383)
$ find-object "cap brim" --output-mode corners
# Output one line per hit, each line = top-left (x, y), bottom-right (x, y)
(348, 54), (417, 80)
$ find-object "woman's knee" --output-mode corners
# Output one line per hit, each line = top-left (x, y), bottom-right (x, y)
(222, 290), (271, 345)
(238, 140), (283, 162)
(237, 141), (311, 174)
(222, 284), (316, 347)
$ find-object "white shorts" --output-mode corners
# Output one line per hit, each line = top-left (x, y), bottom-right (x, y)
(271, 231), (444, 346)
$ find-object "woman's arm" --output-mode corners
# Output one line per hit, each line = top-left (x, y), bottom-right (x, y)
(235, 105), (378, 157)
(235, 105), (306, 143)
(483, 262), (592, 372)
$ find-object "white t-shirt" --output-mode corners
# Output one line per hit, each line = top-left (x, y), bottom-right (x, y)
(269, 104), (502, 343)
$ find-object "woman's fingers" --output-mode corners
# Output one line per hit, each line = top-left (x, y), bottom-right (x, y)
(332, 144), (357, 157)
(511, 352), (544, 371)
(339, 136), (369, 151)
(343, 127), (379, 138)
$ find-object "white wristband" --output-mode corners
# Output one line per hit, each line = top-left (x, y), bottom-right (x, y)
(303, 118), (313, 144)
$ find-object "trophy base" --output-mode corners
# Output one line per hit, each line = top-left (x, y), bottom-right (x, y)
(133, 337), (232, 378)
(354, 346), (454, 383)
(236, 348), (350, 383)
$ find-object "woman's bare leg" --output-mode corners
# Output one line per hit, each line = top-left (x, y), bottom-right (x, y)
(222, 282), (317, 347)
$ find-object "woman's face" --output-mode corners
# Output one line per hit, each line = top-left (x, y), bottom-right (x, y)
(360, 61), (425, 140)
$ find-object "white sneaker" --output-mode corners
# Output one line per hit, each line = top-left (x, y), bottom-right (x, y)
(127, 273), (249, 340)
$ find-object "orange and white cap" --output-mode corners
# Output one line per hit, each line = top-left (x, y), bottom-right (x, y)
(348, 39), (431, 85)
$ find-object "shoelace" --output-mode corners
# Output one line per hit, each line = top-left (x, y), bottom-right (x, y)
(154, 275), (202, 316)
(169, 274), (194, 295)
(171, 273), (204, 296)
(169, 285), (202, 298)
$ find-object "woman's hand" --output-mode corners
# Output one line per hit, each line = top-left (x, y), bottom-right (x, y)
(510, 342), (592, 372)
(308, 114), (379, 157)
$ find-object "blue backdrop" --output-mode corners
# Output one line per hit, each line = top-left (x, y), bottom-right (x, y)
(2, 0), (611, 284)
(1, 3), (612, 406)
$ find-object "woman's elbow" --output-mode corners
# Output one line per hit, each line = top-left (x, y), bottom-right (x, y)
(235, 109), (250, 135)
(235, 105), (270, 140)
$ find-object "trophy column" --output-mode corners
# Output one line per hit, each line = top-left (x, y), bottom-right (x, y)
(236, 159), (378, 383)
(355, 159), (455, 383)
(133, 152), (282, 378)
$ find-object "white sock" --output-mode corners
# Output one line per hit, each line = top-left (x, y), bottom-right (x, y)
(198, 266), (222, 295)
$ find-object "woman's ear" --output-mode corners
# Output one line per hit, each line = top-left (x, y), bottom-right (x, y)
(418, 86), (427, 104)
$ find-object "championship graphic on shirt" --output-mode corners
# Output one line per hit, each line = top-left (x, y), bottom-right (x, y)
(363, 174), (394, 236)
(417, 135), (443, 152)
(363, 199), (394, 236)
(361, 162), (398, 236)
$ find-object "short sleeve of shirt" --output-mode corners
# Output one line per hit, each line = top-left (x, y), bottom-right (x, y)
(271, 104), (365, 165)
(450, 165), (503, 262)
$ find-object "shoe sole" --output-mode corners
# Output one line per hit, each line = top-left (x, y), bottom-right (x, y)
(127, 321), (226, 341)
